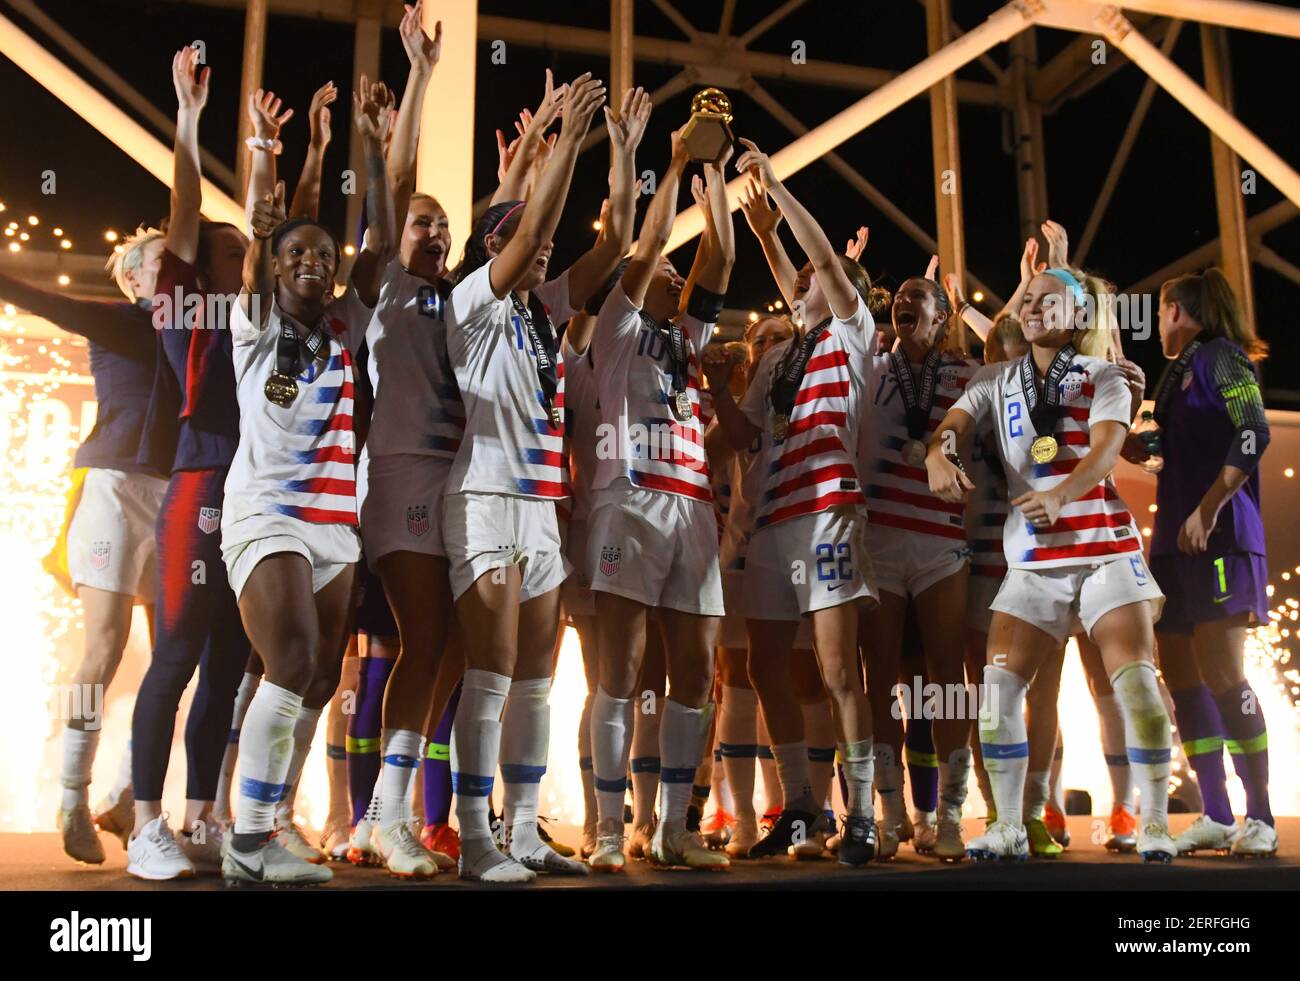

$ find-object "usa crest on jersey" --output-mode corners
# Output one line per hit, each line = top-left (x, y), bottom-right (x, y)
(1059, 372), (1085, 403)
(90, 541), (111, 570)
(197, 507), (221, 535)
(599, 545), (622, 576)
(407, 505), (430, 537)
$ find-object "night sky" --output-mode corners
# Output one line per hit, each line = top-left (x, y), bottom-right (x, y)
(1, 0), (1297, 399)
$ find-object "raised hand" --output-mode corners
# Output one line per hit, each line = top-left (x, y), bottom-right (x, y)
(532, 68), (566, 133)
(251, 181), (287, 240)
(734, 138), (777, 192)
(608, 86), (651, 154)
(925, 254), (940, 281)
(353, 83), (394, 145)
(739, 177), (782, 238)
(845, 226), (869, 261)
(399, 1), (442, 74)
(1019, 237), (1046, 285)
(1041, 219), (1069, 269)
(496, 129), (522, 181)
(172, 46), (210, 113)
(558, 72), (607, 144)
(248, 88), (293, 141)
(307, 81), (337, 151)
(943, 272), (966, 310)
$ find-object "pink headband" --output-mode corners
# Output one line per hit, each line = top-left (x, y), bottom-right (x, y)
(486, 202), (526, 245)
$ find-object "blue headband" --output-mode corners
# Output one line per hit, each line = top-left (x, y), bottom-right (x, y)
(1043, 267), (1087, 307)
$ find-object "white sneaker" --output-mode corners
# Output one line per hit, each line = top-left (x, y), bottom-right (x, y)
(58, 805), (105, 864)
(457, 840), (536, 884)
(346, 817), (382, 866)
(965, 821), (1029, 862)
(1174, 814), (1240, 855)
(933, 816), (966, 862)
(1137, 822), (1177, 864)
(589, 826), (626, 873)
(373, 821), (438, 878)
(275, 813), (326, 864)
(127, 814), (196, 881)
(507, 826), (590, 875)
(179, 820), (225, 873)
(648, 820), (730, 870)
(222, 834), (333, 885)
(911, 811), (938, 853)
(320, 817), (351, 861)
(1230, 817), (1278, 858)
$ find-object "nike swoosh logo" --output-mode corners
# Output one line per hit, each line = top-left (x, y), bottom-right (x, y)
(1213, 593), (1233, 604)
(827, 582), (845, 592)
(226, 852), (264, 881)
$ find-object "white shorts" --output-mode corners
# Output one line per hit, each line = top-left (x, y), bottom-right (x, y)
(561, 517), (596, 620)
(865, 523), (970, 600)
(990, 553), (1166, 645)
(66, 468), (167, 600)
(966, 572), (1004, 634)
(587, 481), (724, 617)
(357, 452), (449, 564)
(721, 568), (811, 649)
(222, 514), (359, 600)
(442, 492), (569, 603)
(743, 506), (877, 622)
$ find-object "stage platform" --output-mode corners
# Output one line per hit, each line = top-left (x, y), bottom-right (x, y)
(4, 815), (1297, 891)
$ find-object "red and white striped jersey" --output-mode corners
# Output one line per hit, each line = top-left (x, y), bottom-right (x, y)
(740, 298), (875, 530)
(965, 424), (1010, 581)
(592, 284), (713, 502)
(562, 332), (599, 524)
(954, 354), (1140, 570)
(857, 351), (979, 542)
(444, 259), (576, 500)
(226, 288), (372, 527)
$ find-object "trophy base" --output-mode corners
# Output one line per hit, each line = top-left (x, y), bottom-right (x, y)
(681, 115), (734, 164)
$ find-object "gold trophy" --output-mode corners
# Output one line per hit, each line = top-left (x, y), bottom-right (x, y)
(681, 88), (735, 164)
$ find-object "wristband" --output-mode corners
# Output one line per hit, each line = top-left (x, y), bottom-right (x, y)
(245, 136), (283, 155)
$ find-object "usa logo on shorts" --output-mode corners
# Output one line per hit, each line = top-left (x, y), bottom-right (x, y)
(599, 546), (622, 577)
(90, 542), (111, 570)
(197, 507), (221, 535)
(407, 505), (430, 537)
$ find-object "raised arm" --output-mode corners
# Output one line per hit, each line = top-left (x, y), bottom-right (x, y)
(738, 176), (796, 308)
(564, 85), (650, 309)
(389, 0), (441, 227)
(487, 72), (606, 299)
(735, 138), (856, 320)
(492, 70), (564, 207)
(167, 45), (209, 263)
(244, 89), (293, 233)
(621, 129), (689, 307)
(241, 181), (285, 326)
(692, 153), (735, 296)
(349, 91), (397, 306)
(944, 272), (992, 343)
(289, 81), (337, 220)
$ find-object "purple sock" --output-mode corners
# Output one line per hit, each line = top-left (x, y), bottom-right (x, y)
(348, 656), (394, 825)
(1169, 684), (1233, 826)
(1214, 681), (1273, 825)
(422, 682), (462, 826)
(904, 715), (939, 812)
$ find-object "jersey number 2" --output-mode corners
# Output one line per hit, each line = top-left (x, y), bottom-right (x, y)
(815, 543), (853, 581)
(1007, 400), (1023, 437)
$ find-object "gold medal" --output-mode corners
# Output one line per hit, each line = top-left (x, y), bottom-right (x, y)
(264, 371), (299, 407)
(772, 414), (789, 441)
(673, 390), (692, 422)
(901, 439), (927, 467)
(1030, 435), (1059, 464)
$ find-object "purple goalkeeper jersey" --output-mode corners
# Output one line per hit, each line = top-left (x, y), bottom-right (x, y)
(1152, 337), (1267, 557)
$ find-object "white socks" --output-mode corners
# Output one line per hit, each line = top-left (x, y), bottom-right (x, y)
(215, 672), (261, 822)
(840, 740), (875, 817)
(1111, 661), (1171, 828)
(61, 726), (98, 811)
(659, 699), (710, 826)
(452, 670), (510, 871)
(501, 677), (551, 854)
(591, 687), (633, 828)
(277, 704), (322, 819)
(874, 742), (905, 829)
(720, 686), (759, 823)
(630, 698), (662, 828)
(379, 728), (425, 827)
(234, 680), (302, 836)
(938, 746), (973, 822)
(771, 741), (815, 810)
(980, 666), (1029, 829)
(1095, 692), (1135, 811)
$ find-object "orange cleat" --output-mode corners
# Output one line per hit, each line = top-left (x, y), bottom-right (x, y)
(1105, 803), (1138, 852)
(1043, 804), (1071, 848)
(421, 822), (461, 864)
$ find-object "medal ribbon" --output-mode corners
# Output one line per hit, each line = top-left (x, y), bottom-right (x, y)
(891, 348), (943, 440)
(1150, 337), (1202, 428)
(511, 293), (559, 421)
(275, 311), (329, 379)
(1019, 343), (1077, 440)
(644, 313), (691, 407)
(771, 318), (831, 419)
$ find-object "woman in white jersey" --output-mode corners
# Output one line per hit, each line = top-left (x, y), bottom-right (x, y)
(711, 141), (880, 866)
(585, 129), (734, 872)
(926, 268), (1174, 863)
(218, 90), (395, 884)
(441, 72), (635, 884)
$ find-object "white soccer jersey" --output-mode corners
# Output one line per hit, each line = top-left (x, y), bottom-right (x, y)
(857, 350), (979, 543)
(954, 354), (1140, 570)
(225, 288), (372, 527)
(591, 283), (714, 502)
(966, 422), (1011, 583)
(562, 332), (599, 524)
(444, 259), (576, 500)
(740, 297), (875, 530)
(363, 263), (464, 459)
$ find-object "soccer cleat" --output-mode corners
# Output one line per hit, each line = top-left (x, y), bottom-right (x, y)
(932, 813), (966, 862)
(1025, 817), (1063, 858)
(537, 817), (575, 857)
(126, 814), (196, 880)
(838, 815), (878, 867)
(222, 833), (333, 885)
(346, 818), (383, 866)
(589, 827), (627, 873)
(321, 817), (351, 861)
(760, 806), (781, 835)
(1137, 822), (1177, 864)
(275, 814), (326, 864)
(701, 807), (735, 849)
(725, 816), (759, 858)
(179, 821), (225, 873)
(374, 821), (439, 878)
(1174, 814), (1240, 855)
(1231, 818), (1278, 858)
(628, 822), (655, 860)
(899, 809), (916, 843)
(58, 805), (105, 865)
(875, 823), (900, 861)
(422, 822), (461, 865)
(911, 812), (938, 854)
(93, 789), (134, 849)
(788, 811), (831, 860)
(458, 843), (536, 884)
(966, 821), (1029, 862)
(648, 821), (730, 870)
(1043, 803), (1071, 847)
(580, 821), (598, 861)
(508, 829), (590, 876)
(984, 803), (998, 828)
(747, 807), (820, 859)
(1105, 803), (1138, 852)
(685, 804), (702, 834)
